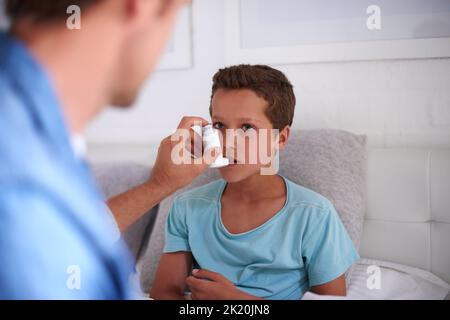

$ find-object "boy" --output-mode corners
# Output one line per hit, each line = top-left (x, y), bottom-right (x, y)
(151, 65), (359, 300)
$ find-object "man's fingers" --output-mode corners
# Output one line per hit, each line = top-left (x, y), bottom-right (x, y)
(189, 129), (204, 158)
(192, 268), (223, 282)
(202, 147), (221, 165)
(177, 116), (209, 130)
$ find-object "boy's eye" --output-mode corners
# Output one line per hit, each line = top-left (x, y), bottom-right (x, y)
(242, 123), (255, 132)
(212, 122), (224, 129)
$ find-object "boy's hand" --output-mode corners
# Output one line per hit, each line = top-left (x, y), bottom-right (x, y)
(186, 269), (263, 300)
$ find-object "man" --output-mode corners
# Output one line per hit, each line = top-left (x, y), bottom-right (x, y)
(0, 0), (217, 299)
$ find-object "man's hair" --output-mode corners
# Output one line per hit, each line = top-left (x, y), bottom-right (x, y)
(5, 0), (100, 21)
(210, 64), (296, 130)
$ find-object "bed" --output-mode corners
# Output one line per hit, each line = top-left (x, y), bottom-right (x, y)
(91, 130), (450, 300)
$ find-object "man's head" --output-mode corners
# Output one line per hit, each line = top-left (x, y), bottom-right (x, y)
(209, 64), (296, 182)
(5, 0), (98, 21)
(5, 0), (187, 107)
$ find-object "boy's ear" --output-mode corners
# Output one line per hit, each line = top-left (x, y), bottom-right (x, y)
(276, 125), (291, 151)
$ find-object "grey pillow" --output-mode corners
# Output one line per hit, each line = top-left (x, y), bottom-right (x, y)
(138, 129), (367, 292)
(90, 163), (159, 261)
(279, 129), (367, 251)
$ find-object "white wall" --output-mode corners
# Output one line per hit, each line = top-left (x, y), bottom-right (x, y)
(86, 0), (450, 165)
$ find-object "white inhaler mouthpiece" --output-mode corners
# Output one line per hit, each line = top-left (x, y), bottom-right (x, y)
(191, 124), (229, 168)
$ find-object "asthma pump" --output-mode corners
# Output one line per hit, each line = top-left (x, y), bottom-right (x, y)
(191, 124), (229, 168)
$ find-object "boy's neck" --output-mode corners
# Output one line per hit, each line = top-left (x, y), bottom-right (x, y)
(223, 174), (286, 202)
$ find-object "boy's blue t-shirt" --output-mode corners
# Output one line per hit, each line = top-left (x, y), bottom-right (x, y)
(164, 176), (359, 300)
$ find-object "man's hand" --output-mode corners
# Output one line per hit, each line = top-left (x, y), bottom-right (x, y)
(186, 269), (263, 300)
(107, 116), (219, 232)
(149, 116), (220, 196)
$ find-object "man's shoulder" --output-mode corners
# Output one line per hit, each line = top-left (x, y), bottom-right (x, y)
(0, 75), (37, 143)
(0, 75), (31, 125)
(0, 78), (50, 177)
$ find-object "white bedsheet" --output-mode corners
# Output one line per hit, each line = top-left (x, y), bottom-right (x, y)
(302, 258), (450, 300)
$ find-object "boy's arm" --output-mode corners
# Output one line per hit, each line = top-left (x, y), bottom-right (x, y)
(310, 274), (346, 296)
(150, 252), (193, 300)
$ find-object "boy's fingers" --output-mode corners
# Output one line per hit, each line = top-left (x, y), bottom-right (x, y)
(186, 275), (203, 288)
(186, 275), (195, 286)
(192, 269), (223, 282)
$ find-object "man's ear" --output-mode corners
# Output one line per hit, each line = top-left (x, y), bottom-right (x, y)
(123, 0), (161, 27)
(277, 125), (291, 151)
(124, 0), (139, 20)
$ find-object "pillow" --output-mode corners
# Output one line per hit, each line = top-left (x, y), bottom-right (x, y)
(138, 129), (367, 292)
(279, 129), (367, 251)
(90, 162), (158, 261)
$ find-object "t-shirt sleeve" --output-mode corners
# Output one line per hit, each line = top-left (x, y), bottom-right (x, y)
(301, 204), (360, 287)
(163, 198), (191, 253)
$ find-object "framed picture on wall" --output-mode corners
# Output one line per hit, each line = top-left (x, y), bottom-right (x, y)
(156, 6), (193, 70)
(225, 0), (450, 65)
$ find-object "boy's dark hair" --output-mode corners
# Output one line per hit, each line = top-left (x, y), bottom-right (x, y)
(5, 0), (100, 21)
(210, 64), (296, 130)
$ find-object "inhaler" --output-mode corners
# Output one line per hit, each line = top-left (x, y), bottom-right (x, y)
(191, 124), (229, 168)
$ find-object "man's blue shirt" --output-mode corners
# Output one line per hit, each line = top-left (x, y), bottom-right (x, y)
(0, 32), (134, 299)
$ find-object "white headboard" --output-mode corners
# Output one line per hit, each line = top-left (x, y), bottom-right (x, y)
(360, 148), (450, 284)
